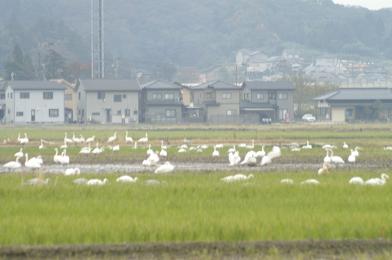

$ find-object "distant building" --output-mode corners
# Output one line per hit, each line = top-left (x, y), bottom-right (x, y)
(77, 80), (140, 124)
(5, 81), (65, 124)
(314, 88), (392, 122)
(241, 81), (295, 123)
(182, 80), (242, 124)
(141, 81), (183, 124)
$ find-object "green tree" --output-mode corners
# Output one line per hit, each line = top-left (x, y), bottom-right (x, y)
(4, 44), (36, 80)
(44, 49), (66, 79)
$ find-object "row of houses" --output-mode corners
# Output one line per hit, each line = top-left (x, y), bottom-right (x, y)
(0, 79), (295, 124)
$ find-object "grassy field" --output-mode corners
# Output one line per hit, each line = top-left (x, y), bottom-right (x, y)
(1, 170), (392, 246)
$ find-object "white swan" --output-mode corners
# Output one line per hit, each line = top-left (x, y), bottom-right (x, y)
(3, 157), (22, 170)
(79, 144), (92, 154)
(64, 168), (81, 176)
(365, 173), (389, 186)
(85, 136), (95, 144)
(64, 133), (73, 144)
(255, 146), (266, 158)
(38, 139), (45, 150)
(228, 151), (241, 166)
(301, 179), (320, 185)
(212, 146), (220, 157)
(302, 140), (312, 149)
(92, 143), (104, 154)
(240, 151), (257, 166)
(342, 142), (349, 149)
(159, 148), (168, 158)
(328, 149), (345, 164)
(349, 177), (364, 185)
(116, 175), (138, 183)
(280, 178), (294, 184)
(348, 149), (356, 163)
(53, 148), (62, 163)
(107, 132), (117, 144)
(18, 133), (29, 145)
(59, 150), (70, 165)
(221, 174), (254, 183)
(14, 148), (24, 159)
(138, 132), (149, 144)
(24, 154), (42, 169)
(87, 178), (109, 186)
(154, 162), (175, 174)
(73, 178), (88, 185)
(260, 154), (272, 166)
(268, 146), (281, 160)
(317, 162), (332, 175)
(111, 144), (120, 152)
(125, 131), (134, 143)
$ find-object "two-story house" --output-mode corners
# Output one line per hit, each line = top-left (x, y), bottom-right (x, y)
(141, 81), (183, 123)
(5, 81), (65, 124)
(183, 80), (242, 124)
(77, 80), (140, 124)
(241, 81), (295, 123)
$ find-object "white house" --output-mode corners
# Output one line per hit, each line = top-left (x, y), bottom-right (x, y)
(5, 81), (65, 124)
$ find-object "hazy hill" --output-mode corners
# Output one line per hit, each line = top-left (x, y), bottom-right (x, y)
(1, 0), (392, 78)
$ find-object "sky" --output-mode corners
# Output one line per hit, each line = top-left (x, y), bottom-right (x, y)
(333, 0), (392, 10)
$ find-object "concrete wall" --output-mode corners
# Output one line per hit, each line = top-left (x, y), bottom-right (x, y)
(6, 87), (64, 123)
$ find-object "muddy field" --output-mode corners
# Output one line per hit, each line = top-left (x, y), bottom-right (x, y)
(2, 240), (392, 259)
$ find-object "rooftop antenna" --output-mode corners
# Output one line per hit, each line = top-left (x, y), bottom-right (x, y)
(91, 0), (105, 79)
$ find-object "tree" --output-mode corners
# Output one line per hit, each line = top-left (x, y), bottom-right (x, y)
(4, 44), (36, 80)
(43, 49), (66, 79)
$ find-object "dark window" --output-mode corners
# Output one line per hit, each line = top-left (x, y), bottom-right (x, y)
(16, 111), (23, 117)
(10, 93), (13, 99)
(92, 112), (100, 116)
(133, 110), (138, 115)
(114, 94), (122, 102)
(49, 109), (59, 118)
(78, 92), (81, 100)
(20, 92), (30, 99)
(125, 109), (131, 116)
(0, 93), (5, 100)
(268, 92), (277, 100)
(43, 92), (53, 99)
(123, 94), (127, 98)
(117, 110), (122, 115)
(97, 91), (105, 100)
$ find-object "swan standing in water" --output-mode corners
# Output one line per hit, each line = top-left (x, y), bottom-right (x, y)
(3, 157), (22, 171)
(212, 146), (220, 157)
(14, 148), (24, 159)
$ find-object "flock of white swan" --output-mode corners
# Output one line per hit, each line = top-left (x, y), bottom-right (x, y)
(1, 132), (390, 187)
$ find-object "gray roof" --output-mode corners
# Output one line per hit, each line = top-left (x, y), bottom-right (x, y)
(141, 81), (181, 90)
(80, 80), (140, 92)
(244, 81), (295, 90)
(7, 81), (65, 91)
(187, 80), (240, 90)
(314, 88), (392, 101)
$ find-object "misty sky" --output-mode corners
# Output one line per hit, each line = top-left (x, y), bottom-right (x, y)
(333, 0), (392, 10)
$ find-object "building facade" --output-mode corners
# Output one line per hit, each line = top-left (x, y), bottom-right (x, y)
(141, 81), (183, 123)
(314, 88), (392, 122)
(77, 80), (140, 124)
(241, 81), (295, 123)
(0, 83), (5, 122)
(5, 81), (65, 124)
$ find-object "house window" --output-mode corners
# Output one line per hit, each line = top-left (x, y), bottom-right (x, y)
(97, 91), (105, 100)
(113, 94), (122, 102)
(152, 93), (162, 100)
(49, 109), (59, 118)
(65, 94), (72, 101)
(123, 94), (127, 98)
(78, 92), (81, 100)
(92, 112), (100, 116)
(227, 110), (233, 116)
(278, 93), (288, 100)
(10, 93), (13, 99)
(133, 110), (138, 115)
(125, 109), (131, 116)
(16, 111), (23, 117)
(43, 92), (53, 100)
(268, 92), (277, 100)
(222, 93), (232, 99)
(164, 93), (174, 100)
(117, 110), (122, 115)
(166, 109), (176, 118)
(20, 92), (30, 99)
(256, 93), (265, 100)
(0, 93), (5, 100)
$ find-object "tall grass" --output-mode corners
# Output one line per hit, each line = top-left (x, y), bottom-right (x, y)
(1, 171), (392, 246)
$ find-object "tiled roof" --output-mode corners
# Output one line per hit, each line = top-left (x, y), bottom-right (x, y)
(7, 81), (65, 90)
(314, 88), (392, 101)
(141, 81), (181, 90)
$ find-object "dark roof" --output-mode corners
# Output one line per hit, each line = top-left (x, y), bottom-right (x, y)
(244, 81), (295, 90)
(240, 101), (276, 109)
(141, 81), (181, 90)
(186, 80), (241, 90)
(7, 81), (65, 91)
(80, 80), (140, 92)
(314, 88), (392, 101)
